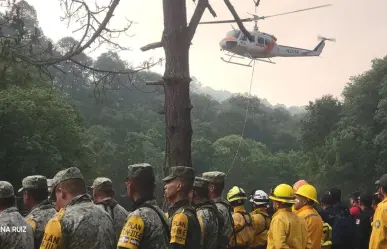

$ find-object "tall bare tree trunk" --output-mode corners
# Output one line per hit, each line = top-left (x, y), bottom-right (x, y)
(162, 0), (193, 174)
(141, 0), (216, 176)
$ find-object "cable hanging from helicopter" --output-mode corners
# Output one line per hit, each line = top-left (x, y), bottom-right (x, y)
(199, 3), (335, 67)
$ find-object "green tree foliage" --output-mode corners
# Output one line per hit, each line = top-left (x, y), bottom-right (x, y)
(0, 86), (88, 186)
(300, 95), (342, 150)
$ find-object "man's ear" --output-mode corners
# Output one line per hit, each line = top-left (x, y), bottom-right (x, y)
(176, 181), (183, 192)
(58, 187), (66, 200)
(209, 184), (215, 192)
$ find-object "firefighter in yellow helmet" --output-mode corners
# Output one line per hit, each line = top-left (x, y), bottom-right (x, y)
(227, 186), (254, 249)
(294, 184), (323, 249)
(267, 184), (312, 249)
(292, 180), (308, 213)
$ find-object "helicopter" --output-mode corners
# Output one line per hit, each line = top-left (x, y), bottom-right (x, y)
(199, 4), (335, 67)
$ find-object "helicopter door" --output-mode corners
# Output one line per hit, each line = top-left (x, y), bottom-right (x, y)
(238, 33), (249, 48)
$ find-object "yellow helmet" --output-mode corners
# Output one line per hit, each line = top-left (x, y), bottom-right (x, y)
(227, 186), (247, 202)
(295, 184), (319, 203)
(269, 184), (297, 204)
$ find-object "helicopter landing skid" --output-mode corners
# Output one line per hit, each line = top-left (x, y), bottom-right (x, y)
(221, 57), (253, 67)
(244, 52), (276, 64)
(221, 53), (276, 67)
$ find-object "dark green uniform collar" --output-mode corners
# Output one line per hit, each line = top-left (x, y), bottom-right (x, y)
(65, 194), (92, 208)
(131, 197), (156, 211)
(168, 199), (191, 216)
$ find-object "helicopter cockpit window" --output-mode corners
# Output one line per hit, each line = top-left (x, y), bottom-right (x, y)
(226, 30), (241, 38)
(257, 36), (265, 45)
(265, 38), (272, 45)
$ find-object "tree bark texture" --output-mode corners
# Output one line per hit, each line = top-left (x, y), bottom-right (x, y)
(162, 0), (193, 175)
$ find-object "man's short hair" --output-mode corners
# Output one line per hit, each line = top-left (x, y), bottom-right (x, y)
(212, 182), (225, 196)
(359, 192), (372, 207)
(193, 186), (209, 199)
(26, 188), (48, 203)
(0, 197), (15, 209)
(320, 192), (334, 205)
(58, 178), (86, 196)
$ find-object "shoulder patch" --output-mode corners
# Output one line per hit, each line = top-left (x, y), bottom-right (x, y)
(170, 212), (188, 245)
(26, 218), (36, 232)
(118, 215), (145, 249)
(39, 209), (65, 249)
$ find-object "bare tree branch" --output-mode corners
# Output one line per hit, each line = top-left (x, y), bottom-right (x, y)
(207, 4), (217, 18)
(1, 0), (163, 92)
(188, 0), (209, 42)
(140, 41), (163, 52)
(223, 0), (254, 42)
(141, 0), (216, 52)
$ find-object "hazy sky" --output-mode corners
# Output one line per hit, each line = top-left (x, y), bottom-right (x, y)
(27, 0), (387, 106)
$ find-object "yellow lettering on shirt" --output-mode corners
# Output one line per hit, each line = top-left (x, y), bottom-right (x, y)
(117, 215), (145, 249)
(39, 209), (65, 249)
(26, 218), (36, 232)
(170, 212), (188, 245)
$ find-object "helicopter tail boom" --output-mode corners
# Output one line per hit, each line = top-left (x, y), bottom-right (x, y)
(276, 39), (326, 57)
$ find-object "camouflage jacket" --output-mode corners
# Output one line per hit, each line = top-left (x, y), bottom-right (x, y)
(195, 201), (220, 249)
(95, 197), (128, 240)
(213, 197), (233, 248)
(39, 194), (116, 249)
(168, 199), (202, 249)
(0, 207), (34, 249)
(26, 199), (57, 249)
(117, 198), (170, 249)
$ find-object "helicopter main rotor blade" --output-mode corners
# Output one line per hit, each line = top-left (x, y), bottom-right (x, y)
(199, 18), (253, 24)
(259, 4), (332, 19)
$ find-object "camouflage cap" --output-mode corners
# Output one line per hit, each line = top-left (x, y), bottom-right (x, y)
(126, 163), (155, 181)
(50, 167), (84, 199)
(18, 175), (48, 193)
(193, 177), (210, 189)
(202, 171), (226, 184)
(0, 181), (14, 199)
(92, 177), (113, 192)
(162, 166), (195, 183)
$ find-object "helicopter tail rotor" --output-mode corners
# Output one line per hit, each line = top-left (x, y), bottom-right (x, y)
(318, 35), (336, 42)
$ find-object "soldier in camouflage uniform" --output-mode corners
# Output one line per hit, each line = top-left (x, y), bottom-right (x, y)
(18, 175), (56, 249)
(117, 163), (170, 249)
(202, 171), (234, 249)
(92, 177), (128, 240)
(191, 177), (221, 249)
(0, 181), (34, 249)
(163, 166), (202, 249)
(39, 167), (116, 249)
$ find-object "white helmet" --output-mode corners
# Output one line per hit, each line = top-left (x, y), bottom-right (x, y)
(250, 190), (269, 205)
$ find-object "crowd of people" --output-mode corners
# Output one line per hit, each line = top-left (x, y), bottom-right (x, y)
(0, 164), (386, 249)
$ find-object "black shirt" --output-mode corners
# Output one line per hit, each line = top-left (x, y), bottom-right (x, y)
(355, 207), (374, 249)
